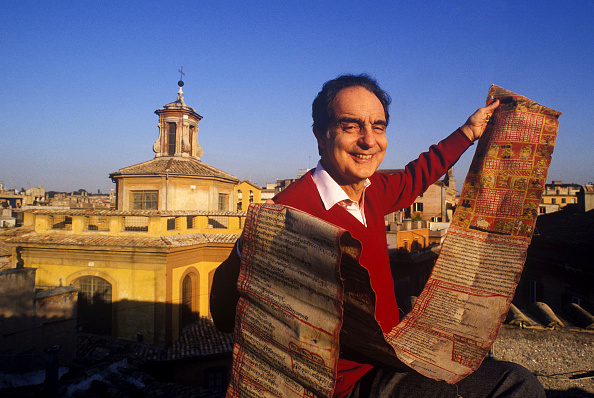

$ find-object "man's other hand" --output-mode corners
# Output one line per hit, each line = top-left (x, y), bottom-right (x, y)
(460, 98), (500, 141)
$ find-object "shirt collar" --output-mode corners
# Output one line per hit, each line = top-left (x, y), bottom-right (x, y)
(311, 161), (371, 210)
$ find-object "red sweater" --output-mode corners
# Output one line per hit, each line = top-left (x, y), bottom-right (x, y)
(273, 129), (473, 397)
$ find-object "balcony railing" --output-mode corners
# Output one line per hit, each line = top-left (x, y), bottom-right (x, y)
(25, 210), (246, 237)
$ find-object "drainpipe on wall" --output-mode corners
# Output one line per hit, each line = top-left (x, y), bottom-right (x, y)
(165, 173), (169, 211)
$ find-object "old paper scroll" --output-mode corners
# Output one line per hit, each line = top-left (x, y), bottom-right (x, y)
(387, 85), (562, 382)
(227, 204), (361, 397)
(227, 86), (561, 396)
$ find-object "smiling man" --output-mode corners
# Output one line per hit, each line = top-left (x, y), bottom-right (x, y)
(210, 75), (545, 397)
(316, 85), (388, 200)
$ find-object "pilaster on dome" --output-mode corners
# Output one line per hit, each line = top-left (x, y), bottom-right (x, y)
(152, 72), (204, 159)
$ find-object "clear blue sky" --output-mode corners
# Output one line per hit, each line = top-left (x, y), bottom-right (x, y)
(1, 1), (592, 193)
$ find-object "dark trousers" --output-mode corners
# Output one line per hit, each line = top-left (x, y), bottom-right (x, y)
(345, 360), (545, 398)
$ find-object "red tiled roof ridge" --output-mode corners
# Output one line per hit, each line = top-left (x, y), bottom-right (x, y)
(5, 231), (240, 248)
(109, 157), (239, 182)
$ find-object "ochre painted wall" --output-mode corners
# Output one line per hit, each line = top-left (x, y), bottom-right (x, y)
(117, 175), (237, 211)
(22, 245), (168, 345)
(166, 245), (233, 340)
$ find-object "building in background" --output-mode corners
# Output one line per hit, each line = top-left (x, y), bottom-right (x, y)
(515, 198), (594, 314)
(381, 168), (457, 225)
(235, 181), (262, 211)
(5, 81), (243, 347)
(0, 267), (78, 372)
(110, 81), (239, 212)
(539, 180), (581, 214)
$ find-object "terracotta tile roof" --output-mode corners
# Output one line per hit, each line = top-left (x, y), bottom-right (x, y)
(166, 317), (234, 360)
(0, 240), (11, 256)
(109, 157), (239, 183)
(134, 317), (233, 362)
(238, 180), (262, 190)
(0, 226), (34, 237)
(22, 208), (247, 217)
(0, 258), (11, 271)
(5, 232), (239, 249)
(162, 233), (240, 247)
(5, 233), (170, 248)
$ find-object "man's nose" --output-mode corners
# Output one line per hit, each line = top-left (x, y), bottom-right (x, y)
(358, 124), (376, 147)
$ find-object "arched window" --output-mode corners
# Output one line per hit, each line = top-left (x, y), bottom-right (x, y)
(237, 189), (243, 211)
(181, 273), (199, 330)
(73, 276), (112, 335)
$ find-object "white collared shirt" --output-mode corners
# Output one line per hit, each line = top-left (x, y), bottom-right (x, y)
(236, 162), (370, 256)
(311, 161), (370, 226)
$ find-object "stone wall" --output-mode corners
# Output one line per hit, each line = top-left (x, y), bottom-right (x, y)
(0, 267), (78, 373)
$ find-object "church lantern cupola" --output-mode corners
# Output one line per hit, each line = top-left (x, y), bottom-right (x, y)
(153, 71), (204, 159)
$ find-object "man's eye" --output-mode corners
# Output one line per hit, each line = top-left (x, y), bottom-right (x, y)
(342, 124), (360, 133)
(373, 125), (386, 133)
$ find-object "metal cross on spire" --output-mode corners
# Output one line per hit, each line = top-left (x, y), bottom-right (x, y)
(177, 66), (185, 88)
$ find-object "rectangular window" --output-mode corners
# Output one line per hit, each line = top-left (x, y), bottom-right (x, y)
(208, 216), (228, 229)
(84, 215), (109, 231)
(166, 217), (183, 231)
(51, 215), (72, 230)
(123, 216), (149, 232)
(132, 191), (158, 210)
(218, 194), (229, 211)
(204, 367), (227, 393)
(187, 216), (195, 229)
(168, 122), (176, 155)
(561, 198), (566, 204)
(167, 217), (176, 230)
(413, 202), (424, 212)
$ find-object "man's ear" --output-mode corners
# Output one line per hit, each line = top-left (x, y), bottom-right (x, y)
(313, 126), (327, 150)
(313, 126), (326, 157)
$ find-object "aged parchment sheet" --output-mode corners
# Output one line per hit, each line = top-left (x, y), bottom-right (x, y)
(386, 85), (562, 382)
(226, 86), (561, 396)
(227, 204), (362, 397)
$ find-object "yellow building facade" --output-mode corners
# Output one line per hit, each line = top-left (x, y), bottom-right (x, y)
(539, 181), (580, 214)
(8, 209), (244, 345)
(235, 180), (262, 211)
(6, 82), (246, 346)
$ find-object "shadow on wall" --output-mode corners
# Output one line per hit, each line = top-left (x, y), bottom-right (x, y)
(1, 289), (210, 375)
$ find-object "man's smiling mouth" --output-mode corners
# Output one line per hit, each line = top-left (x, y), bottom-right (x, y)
(353, 154), (373, 160)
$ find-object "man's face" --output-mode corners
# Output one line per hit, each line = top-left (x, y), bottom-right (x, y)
(318, 86), (387, 189)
